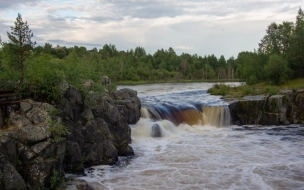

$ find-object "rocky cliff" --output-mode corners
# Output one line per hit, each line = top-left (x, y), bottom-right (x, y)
(228, 89), (304, 125)
(0, 86), (141, 189)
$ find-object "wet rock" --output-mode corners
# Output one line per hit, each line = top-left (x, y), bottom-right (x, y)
(65, 179), (102, 190)
(294, 89), (304, 123)
(152, 124), (162, 137)
(229, 89), (304, 125)
(229, 95), (266, 125)
(261, 95), (289, 125)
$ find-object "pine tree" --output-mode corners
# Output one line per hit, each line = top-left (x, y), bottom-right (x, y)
(7, 13), (36, 83)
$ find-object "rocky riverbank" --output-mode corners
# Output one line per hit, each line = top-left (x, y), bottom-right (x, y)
(228, 89), (304, 125)
(0, 85), (141, 189)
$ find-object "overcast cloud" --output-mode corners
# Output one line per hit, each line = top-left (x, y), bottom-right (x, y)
(0, 0), (303, 58)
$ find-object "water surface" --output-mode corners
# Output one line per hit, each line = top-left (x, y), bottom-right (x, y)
(77, 83), (304, 190)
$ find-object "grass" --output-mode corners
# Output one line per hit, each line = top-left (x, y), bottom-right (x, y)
(208, 78), (304, 98)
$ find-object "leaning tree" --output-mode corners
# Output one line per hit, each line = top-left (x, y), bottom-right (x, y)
(7, 13), (36, 84)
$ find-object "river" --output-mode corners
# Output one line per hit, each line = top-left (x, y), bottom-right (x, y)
(77, 83), (304, 190)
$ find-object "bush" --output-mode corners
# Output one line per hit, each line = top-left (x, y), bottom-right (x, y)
(208, 84), (231, 96)
(247, 75), (258, 85)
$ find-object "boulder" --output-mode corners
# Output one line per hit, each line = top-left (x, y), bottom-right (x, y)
(64, 141), (84, 174)
(92, 94), (134, 156)
(26, 107), (49, 124)
(20, 101), (32, 113)
(9, 111), (31, 127)
(15, 125), (51, 145)
(0, 132), (17, 167)
(25, 157), (60, 189)
(112, 88), (141, 124)
(0, 153), (27, 190)
(81, 118), (118, 166)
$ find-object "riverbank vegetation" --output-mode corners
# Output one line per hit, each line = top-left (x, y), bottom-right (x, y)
(0, 8), (303, 100)
(208, 78), (304, 98)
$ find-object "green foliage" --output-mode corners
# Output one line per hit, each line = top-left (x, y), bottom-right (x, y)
(5, 13), (36, 84)
(49, 170), (63, 190)
(49, 108), (62, 118)
(247, 75), (258, 85)
(238, 85), (257, 96)
(207, 84), (231, 96)
(208, 83), (281, 98)
(287, 8), (304, 78)
(265, 86), (279, 96)
(264, 54), (290, 85)
(1, 8), (304, 96)
(235, 51), (267, 84)
(49, 119), (69, 143)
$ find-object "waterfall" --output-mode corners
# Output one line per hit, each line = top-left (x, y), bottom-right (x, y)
(202, 106), (231, 127)
(134, 104), (231, 137)
(140, 104), (230, 127)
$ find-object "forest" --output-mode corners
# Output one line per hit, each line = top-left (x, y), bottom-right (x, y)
(0, 8), (303, 100)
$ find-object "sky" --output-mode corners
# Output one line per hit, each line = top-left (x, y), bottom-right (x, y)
(0, 0), (303, 58)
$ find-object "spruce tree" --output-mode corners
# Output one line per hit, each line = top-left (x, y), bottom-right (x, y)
(7, 13), (36, 83)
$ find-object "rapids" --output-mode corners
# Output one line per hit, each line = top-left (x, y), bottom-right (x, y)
(75, 83), (304, 190)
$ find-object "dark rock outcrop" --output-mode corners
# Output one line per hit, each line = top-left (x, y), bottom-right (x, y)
(0, 83), (141, 189)
(112, 88), (141, 124)
(0, 108), (4, 128)
(228, 89), (304, 125)
(0, 100), (66, 189)
(0, 152), (27, 190)
(60, 85), (140, 174)
(61, 86), (119, 174)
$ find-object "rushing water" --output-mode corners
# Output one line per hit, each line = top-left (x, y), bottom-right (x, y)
(76, 83), (304, 190)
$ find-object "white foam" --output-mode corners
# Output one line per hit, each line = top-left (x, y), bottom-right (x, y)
(74, 125), (304, 190)
(131, 118), (181, 138)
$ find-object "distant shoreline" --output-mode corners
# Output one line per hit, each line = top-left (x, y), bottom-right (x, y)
(116, 79), (242, 85)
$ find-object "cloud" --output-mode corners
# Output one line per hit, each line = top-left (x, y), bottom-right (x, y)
(0, 0), (41, 10)
(1, 0), (303, 58)
(47, 39), (101, 47)
(174, 46), (195, 50)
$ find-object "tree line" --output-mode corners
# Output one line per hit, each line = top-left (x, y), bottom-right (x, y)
(0, 8), (303, 99)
